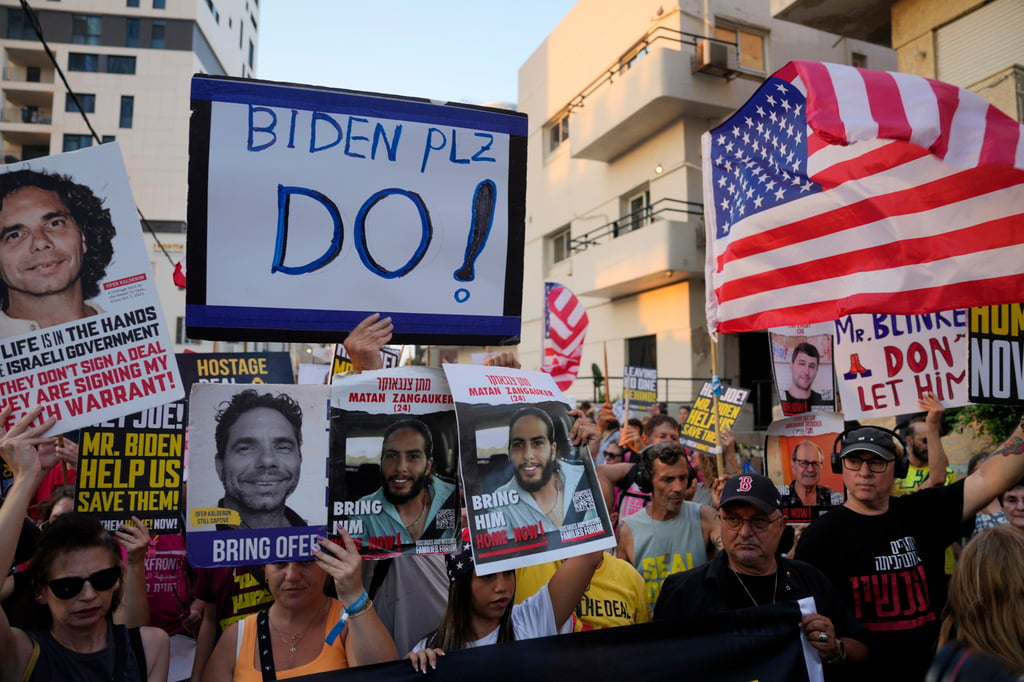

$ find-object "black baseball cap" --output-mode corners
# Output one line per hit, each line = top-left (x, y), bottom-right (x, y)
(839, 427), (900, 461)
(719, 474), (782, 514)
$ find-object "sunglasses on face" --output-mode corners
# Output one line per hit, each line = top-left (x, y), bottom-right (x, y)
(46, 566), (121, 600)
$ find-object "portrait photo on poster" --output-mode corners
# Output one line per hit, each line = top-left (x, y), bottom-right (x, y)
(0, 144), (183, 433)
(185, 383), (329, 567)
(329, 407), (460, 556)
(769, 330), (836, 417)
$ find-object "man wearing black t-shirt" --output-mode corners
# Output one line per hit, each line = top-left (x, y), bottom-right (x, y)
(796, 422), (1024, 680)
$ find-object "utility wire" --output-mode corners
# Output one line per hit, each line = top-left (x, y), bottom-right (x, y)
(18, 0), (179, 271)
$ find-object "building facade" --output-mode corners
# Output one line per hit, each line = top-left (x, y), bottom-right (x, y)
(507, 0), (893, 421)
(0, 0), (265, 354)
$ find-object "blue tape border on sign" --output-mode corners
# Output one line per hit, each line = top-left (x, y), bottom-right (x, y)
(186, 305), (520, 336)
(191, 76), (527, 137)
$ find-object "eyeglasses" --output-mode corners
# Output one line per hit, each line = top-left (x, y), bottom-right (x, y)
(718, 514), (782, 532)
(842, 457), (890, 473)
(793, 459), (822, 469)
(46, 566), (121, 600)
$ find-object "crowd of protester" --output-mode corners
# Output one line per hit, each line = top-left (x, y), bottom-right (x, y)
(3, 333), (1023, 681)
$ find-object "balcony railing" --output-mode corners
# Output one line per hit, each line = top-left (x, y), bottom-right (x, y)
(1, 107), (52, 124)
(570, 197), (703, 254)
(2, 66), (48, 83)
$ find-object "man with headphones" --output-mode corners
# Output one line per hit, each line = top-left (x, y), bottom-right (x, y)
(795, 419), (1024, 681)
(615, 441), (721, 611)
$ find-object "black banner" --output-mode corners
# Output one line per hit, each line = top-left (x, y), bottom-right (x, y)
(968, 304), (1024, 404)
(295, 603), (813, 682)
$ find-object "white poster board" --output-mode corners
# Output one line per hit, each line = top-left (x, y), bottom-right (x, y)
(187, 76), (526, 346)
(833, 311), (969, 419)
(0, 144), (182, 434)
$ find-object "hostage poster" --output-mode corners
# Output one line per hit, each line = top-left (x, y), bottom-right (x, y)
(186, 383), (329, 567)
(75, 352), (294, 534)
(0, 144), (182, 434)
(443, 364), (614, 575)
(833, 311), (969, 419)
(764, 412), (846, 525)
(187, 75), (526, 346)
(329, 366), (459, 556)
(769, 323), (836, 416)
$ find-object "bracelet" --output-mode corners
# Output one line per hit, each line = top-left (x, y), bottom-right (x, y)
(325, 591), (371, 645)
(825, 638), (847, 664)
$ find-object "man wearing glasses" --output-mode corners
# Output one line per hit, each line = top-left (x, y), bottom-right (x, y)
(654, 473), (868, 671)
(779, 441), (840, 508)
(795, 422), (1024, 681)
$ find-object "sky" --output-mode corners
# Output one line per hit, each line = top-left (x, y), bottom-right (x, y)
(256, 1), (579, 106)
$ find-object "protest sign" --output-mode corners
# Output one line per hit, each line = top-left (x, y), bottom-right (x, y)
(443, 364), (614, 575)
(0, 144), (182, 434)
(969, 304), (1024, 404)
(764, 413), (845, 525)
(680, 382), (750, 455)
(74, 352), (293, 534)
(297, 601), (821, 682)
(186, 383), (329, 567)
(329, 366), (459, 556)
(331, 342), (402, 378)
(623, 365), (656, 413)
(833, 311), (969, 420)
(768, 325), (836, 416)
(187, 76), (527, 346)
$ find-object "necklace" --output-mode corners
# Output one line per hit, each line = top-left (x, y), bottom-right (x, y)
(269, 605), (324, 656)
(729, 566), (778, 607)
(404, 488), (431, 530)
(540, 479), (563, 519)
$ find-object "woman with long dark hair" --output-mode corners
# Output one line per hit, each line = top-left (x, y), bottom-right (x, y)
(0, 406), (170, 682)
(407, 542), (601, 670)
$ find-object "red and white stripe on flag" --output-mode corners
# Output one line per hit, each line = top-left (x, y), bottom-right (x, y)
(703, 60), (1024, 335)
(541, 283), (588, 392)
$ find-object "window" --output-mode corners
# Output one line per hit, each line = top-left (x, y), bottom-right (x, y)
(248, 38), (254, 68)
(101, 135), (116, 143)
(6, 8), (33, 40)
(126, 18), (139, 46)
(63, 134), (93, 152)
(714, 25), (766, 73)
(69, 53), (100, 72)
(626, 335), (657, 370)
(127, 0), (140, 6)
(548, 225), (571, 264)
(153, 0), (166, 8)
(72, 15), (103, 45)
(619, 188), (650, 235)
(26, 66), (41, 82)
(617, 43), (649, 76)
(119, 96), (134, 128)
(151, 19), (165, 48)
(851, 52), (867, 68)
(106, 56), (136, 74)
(547, 112), (569, 153)
(65, 93), (96, 113)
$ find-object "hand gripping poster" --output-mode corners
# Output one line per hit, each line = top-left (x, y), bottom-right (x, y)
(0, 144), (182, 434)
(186, 383), (329, 567)
(443, 364), (614, 575)
(329, 366), (460, 557)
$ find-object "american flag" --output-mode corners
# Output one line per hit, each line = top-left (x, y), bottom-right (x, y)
(542, 282), (588, 392)
(704, 60), (1024, 334)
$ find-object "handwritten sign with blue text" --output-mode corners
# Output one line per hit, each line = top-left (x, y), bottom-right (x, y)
(187, 76), (526, 345)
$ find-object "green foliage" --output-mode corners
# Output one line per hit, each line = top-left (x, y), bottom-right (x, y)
(949, 404), (1023, 444)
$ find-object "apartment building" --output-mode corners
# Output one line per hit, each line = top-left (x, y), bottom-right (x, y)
(0, 0), (261, 352)
(500, 0), (893, 422)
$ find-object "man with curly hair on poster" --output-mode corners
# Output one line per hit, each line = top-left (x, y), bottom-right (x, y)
(0, 168), (116, 335)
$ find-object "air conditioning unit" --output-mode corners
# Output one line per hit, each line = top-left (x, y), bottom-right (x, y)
(693, 39), (733, 77)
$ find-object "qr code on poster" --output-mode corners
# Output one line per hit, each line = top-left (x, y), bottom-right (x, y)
(572, 489), (595, 512)
(435, 509), (455, 529)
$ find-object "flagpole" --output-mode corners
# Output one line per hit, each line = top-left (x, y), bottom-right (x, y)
(602, 342), (609, 404)
(711, 338), (724, 478)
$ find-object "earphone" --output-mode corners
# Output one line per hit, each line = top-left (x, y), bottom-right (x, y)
(636, 443), (698, 494)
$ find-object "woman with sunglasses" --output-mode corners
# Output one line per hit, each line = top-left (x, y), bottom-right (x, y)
(0, 405), (171, 682)
(202, 528), (398, 679)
